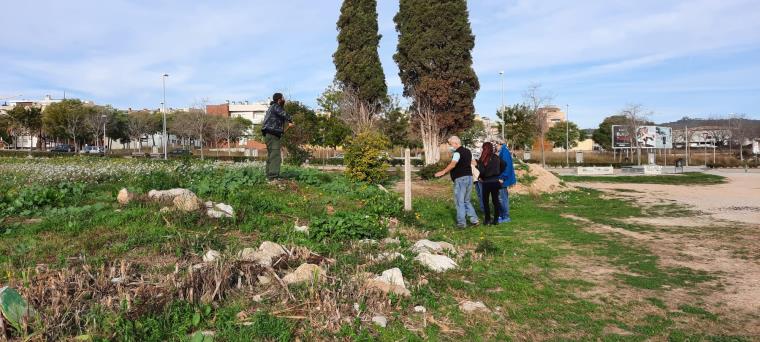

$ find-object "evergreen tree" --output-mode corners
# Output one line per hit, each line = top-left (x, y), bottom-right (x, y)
(394, 0), (479, 163)
(333, 0), (387, 106)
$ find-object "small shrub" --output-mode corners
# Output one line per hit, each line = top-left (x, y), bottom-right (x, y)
(309, 211), (388, 242)
(476, 240), (499, 254)
(285, 146), (311, 166)
(417, 161), (448, 180)
(344, 131), (391, 184)
(280, 167), (333, 186)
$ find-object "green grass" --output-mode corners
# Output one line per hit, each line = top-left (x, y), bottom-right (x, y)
(0, 157), (752, 340)
(560, 172), (726, 185)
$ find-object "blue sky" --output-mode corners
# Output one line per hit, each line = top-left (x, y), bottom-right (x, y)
(1, 0), (759, 128)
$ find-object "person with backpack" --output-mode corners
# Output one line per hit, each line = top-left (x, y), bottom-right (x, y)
(261, 93), (294, 181)
(476, 141), (506, 225)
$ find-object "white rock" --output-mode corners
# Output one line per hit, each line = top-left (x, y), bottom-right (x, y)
(239, 241), (288, 267)
(411, 239), (456, 255)
(116, 188), (134, 205)
(111, 277), (126, 284)
(353, 303), (361, 313)
(282, 263), (323, 285)
(374, 252), (405, 262)
(173, 193), (201, 212)
(239, 247), (257, 260)
(376, 268), (406, 288)
(294, 224), (309, 233)
(459, 301), (490, 313)
(414, 306), (426, 313)
(372, 315), (388, 327)
(365, 268), (410, 297)
(252, 294), (264, 302)
(207, 202), (234, 218)
(148, 188), (194, 202)
(381, 237), (400, 245)
(414, 252), (458, 272)
(203, 250), (221, 262)
(257, 275), (272, 285)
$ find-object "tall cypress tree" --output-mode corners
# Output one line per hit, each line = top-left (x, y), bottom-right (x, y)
(394, 0), (479, 162)
(333, 0), (387, 106)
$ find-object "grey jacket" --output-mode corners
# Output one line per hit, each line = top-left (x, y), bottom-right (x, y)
(261, 103), (293, 137)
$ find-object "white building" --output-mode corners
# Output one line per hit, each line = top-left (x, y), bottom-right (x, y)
(1, 95), (65, 149)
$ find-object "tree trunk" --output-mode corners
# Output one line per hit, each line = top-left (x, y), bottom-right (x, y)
(420, 121), (440, 165)
(200, 134), (204, 160)
(540, 132), (546, 167)
(228, 135), (232, 157)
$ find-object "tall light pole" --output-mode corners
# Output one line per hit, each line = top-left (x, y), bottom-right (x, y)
(162, 73), (169, 160)
(565, 104), (570, 166)
(102, 114), (107, 154)
(499, 71), (505, 143)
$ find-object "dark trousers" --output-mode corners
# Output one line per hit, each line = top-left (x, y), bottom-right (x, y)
(264, 133), (282, 180)
(481, 181), (501, 223)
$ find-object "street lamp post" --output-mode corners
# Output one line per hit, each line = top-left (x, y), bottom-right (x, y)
(565, 104), (570, 166)
(162, 73), (169, 160)
(102, 114), (107, 154)
(499, 71), (505, 143)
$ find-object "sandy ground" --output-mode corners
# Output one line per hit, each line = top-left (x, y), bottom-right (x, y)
(570, 169), (760, 224)
(564, 170), (760, 335)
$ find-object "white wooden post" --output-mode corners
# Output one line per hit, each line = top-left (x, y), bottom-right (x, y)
(404, 148), (412, 211)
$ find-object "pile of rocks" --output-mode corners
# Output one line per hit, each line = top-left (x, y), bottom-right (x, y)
(200, 241), (326, 287)
(117, 188), (234, 219)
(411, 239), (458, 272)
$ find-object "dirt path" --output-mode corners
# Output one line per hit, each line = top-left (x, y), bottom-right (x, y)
(570, 170), (760, 224)
(563, 170), (760, 335)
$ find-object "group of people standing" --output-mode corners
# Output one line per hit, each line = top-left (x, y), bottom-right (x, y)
(261, 93), (517, 229)
(434, 135), (516, 228)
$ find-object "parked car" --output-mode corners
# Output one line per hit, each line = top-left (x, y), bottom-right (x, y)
(51, 144), (75, 152)
(169, 148), (192, 157)
(87, 146), (106, 154)
(77, 146), (106, 154)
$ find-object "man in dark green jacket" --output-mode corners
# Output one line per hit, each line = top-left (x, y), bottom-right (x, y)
(261, 93), (294, 181)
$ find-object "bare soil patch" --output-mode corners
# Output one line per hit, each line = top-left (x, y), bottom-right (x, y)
(569, 170), (760, 224)
(560, 213), (760, 336)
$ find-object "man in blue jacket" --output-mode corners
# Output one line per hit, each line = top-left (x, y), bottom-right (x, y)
(494, 138), (516, 223)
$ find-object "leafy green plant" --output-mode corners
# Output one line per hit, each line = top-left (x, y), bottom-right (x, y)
(186, 167), (266, 200)
(309, 211), (388, 242)
(280, 167), (333, 186)
(344, 131), (391, 184)
(2, 182), (85, 216)
(133, 171), (180, 192)
(476, 239), (500, 254)
(417, 161), (448, 180)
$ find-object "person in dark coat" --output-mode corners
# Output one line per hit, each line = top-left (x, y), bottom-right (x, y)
(261, 93), (294, 181)
(476, 142), (505, 225)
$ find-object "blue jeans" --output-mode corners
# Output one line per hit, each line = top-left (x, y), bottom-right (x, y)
(453, 176), (479, 226)
(499, 187), (510, 220)
(474, 181), (485, 212)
